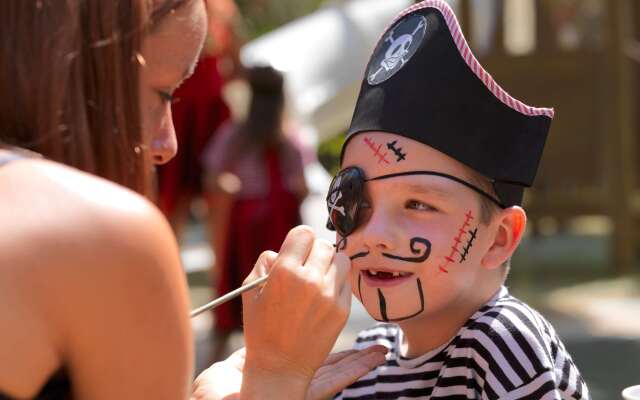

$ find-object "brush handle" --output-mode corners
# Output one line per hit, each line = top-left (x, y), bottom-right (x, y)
(190, 275), (269, 318)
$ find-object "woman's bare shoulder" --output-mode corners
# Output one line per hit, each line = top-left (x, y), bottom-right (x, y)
(0, 158), (191, 398)
(0, 157), (180, 278)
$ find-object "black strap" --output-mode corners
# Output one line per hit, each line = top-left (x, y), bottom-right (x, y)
(367, 170), (507, 208)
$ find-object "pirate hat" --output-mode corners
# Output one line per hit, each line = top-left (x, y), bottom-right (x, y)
(343, 0), (554, 207)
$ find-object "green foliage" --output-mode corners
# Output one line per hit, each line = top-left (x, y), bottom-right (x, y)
(236, 0), (328, 39)
(317, 132), (346, 176)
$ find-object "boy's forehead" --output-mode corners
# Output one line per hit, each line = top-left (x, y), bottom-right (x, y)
(342, 131), (470, 180)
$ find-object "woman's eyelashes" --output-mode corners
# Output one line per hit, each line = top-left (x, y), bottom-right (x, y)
(156, 89), (176, 104)
(405, 199), (438, 212)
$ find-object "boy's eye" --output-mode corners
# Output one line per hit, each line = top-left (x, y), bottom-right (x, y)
(406, 199), (437, 212)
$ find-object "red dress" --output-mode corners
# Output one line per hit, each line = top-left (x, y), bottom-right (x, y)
(213, 147), (302, 333)
(157, 56), (231, 217)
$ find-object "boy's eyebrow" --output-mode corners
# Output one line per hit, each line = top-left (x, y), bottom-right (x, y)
(403, 182), (452, 198)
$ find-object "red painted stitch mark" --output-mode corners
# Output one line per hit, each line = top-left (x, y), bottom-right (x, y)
(438, 210), (475, 273)
(364, 136), (391, 165)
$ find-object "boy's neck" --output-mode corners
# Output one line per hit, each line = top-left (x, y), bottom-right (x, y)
(398, 282), (502, 358)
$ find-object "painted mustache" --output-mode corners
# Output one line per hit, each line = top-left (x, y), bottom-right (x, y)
(349, 237), (431, 263)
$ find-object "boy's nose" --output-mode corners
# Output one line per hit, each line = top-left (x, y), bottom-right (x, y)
(360, 209), (398, 252)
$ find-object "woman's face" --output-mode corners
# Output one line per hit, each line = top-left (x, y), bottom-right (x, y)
(139, 0), (207, 165)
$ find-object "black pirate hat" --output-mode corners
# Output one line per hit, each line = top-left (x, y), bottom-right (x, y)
(343, 0), (554, 207)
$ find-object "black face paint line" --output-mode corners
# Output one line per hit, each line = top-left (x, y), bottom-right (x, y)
(335, 236), (347, 252)
(459, 227), (478, 263)
(381, 237), (431, 263)
(386, 140), (407, 162)
(350, 250), (370, 260)
(375, 279), (425, 322)
(364, 136), (391, 165)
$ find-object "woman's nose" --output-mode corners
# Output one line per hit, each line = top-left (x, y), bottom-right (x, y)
(149, 110), (178, 165)
(150, 136), (177, 165)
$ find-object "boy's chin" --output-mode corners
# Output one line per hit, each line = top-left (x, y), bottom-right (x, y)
(359, 284), (426, 323)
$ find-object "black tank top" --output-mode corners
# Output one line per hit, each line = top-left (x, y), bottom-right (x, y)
(0, 151), (73, 399)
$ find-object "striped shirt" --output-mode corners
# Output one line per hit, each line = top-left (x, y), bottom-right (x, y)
(336, 287), (589, 399)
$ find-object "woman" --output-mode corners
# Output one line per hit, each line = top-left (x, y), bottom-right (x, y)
(202, 66), (309, 361)
(0, 1), (385, 399)
(155, 0), (240, 234)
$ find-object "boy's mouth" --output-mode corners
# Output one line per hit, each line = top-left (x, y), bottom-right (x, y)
(361, 269), (414, 287)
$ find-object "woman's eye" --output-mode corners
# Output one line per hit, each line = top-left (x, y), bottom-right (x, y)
(157, 90), (175, 104)
(406, 200), (436, 212)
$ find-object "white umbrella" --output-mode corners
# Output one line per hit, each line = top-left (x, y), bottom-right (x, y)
(241, 0), (412, 142)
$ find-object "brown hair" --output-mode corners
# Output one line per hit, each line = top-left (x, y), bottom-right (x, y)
(242, 65), (285, 148)
(0, 0), (190, 196)
(219, 65), (285, 170)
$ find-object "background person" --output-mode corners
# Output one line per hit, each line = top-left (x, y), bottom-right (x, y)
(202, 65), (309, 361)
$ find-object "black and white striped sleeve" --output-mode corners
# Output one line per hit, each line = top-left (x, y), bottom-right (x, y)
(465, 300), (590, 399)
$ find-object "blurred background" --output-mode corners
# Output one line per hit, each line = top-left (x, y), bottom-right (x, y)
(164, 0), (640, 398)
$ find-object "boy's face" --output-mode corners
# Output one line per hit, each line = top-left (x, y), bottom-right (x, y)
(337, 132), (496, 323)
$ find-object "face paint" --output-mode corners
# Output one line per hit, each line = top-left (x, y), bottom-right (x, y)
(438, 210), (477, 273)
(335, 236), (348, 252)
(354, 237), (430, 322)
(326, 166), (503, 237)
(382, 237), (431, 263)
(350, 250), (370, 261)
(364, 136), (391, 165)
(460, 227), (478, 262)
(376, 279), (424, 322)
(386, 140), (407, 162)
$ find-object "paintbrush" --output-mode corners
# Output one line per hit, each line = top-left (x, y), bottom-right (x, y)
(190, 275), (269, 318)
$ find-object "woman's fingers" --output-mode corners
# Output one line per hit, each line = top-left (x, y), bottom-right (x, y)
(321, 350), (359, 366)
(243, 251), (277, 286)
(272, 225), (315, 273)
(303, 238), (336, 275)
(320, 345), (387, 369)
(307, 347), (388, 400)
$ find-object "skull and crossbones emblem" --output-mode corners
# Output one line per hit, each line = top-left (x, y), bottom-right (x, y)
(368, 14), (427, 85)
(328, 175), (346, 217)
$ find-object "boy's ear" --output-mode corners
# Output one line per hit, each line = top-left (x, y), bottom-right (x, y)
(481, 206), (526, 270)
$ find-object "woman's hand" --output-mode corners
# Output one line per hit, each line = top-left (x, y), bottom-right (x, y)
(240, 226), (354, 398)
(304, 345), (388, 400)
(191, 345), (388, 400)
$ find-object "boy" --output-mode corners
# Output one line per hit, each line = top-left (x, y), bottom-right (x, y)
(326, 1), (589, 398)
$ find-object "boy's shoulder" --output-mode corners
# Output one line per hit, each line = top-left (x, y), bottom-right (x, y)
(459, 288), (589, 398)
(462, 287), (560, 367)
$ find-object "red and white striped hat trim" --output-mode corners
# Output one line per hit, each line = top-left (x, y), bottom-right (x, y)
(382, 0), (554, 119)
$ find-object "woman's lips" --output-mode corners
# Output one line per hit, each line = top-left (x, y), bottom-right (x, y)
(361, 269), (415, 288)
